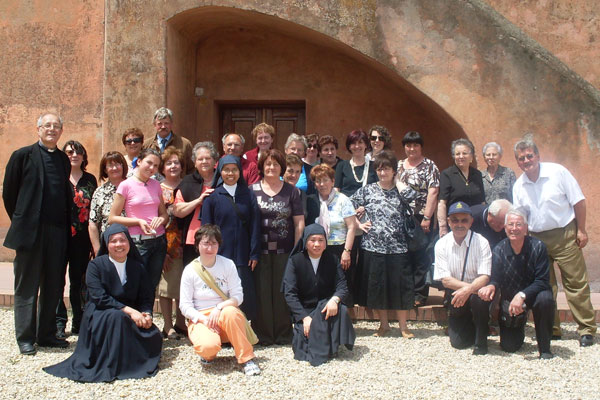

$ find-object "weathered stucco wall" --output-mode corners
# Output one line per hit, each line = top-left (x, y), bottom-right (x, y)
(0, 0), (104, 233)
(1, 0), (600, 287)
(487, 0), (600, 90)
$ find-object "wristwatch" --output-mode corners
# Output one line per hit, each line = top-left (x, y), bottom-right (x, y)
(216, 303), (223, 311)
(343, 248), (351, 253)
(518, 292), (526, 300)
(423, 216), (431, 221)
(332, 297), (340, 304)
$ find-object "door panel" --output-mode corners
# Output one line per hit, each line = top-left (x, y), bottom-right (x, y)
(220, 104), (305, 153)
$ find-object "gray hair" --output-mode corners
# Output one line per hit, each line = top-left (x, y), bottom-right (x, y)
(483, 142), (503, 156)
(153, 107), (173, 122)
(513, 135), (539, 157)
(221, 132), (245, 146)
(488, 199), (512, 216)
(37, 113), (63, 128)
(450, 138), (475, 157)
(192, 141), (219, 162)
(504, 208), (528, 225)
(285, 133), (307, 151)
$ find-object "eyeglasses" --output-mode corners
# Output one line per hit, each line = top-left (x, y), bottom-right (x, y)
(370, 135), (384, 142)
(200, 241), (219, 248)
(125, 138), (143, 144)
(65, 149), (83, 156)
(40, 123), (62, 130)
(517, 153), (535, 162)
(307, 144), (318, 150)
(449, 217), (470, 224)
(506, 222), (524, 228)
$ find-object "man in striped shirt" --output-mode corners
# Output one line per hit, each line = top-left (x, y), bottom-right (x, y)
(434, 201), (492, 355)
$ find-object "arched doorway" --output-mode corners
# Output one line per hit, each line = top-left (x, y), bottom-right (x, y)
(166, 6), (467, 168)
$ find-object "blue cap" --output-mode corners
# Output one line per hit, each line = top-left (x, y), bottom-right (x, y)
(448, 201), (472, 216)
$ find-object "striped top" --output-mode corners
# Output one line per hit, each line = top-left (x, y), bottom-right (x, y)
(433, 230), (491, 283)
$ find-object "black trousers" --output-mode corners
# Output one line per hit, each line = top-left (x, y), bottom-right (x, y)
(499, 289), (554, 355)
(14, 223), (68, 345)
(448, 294), (490, 349)
(56, 230), (92, 330)
(409, 215), (433, 303)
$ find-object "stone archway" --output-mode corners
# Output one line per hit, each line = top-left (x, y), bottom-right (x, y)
(164, 6), (467, 166)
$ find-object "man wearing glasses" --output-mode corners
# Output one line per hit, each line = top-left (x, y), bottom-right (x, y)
(3, 113), (72, 355)
(144, 107), (193, 173)
(512, 138), (596, 347)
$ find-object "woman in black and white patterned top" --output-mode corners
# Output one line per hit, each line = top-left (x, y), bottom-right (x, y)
(351, 150), (416, 339)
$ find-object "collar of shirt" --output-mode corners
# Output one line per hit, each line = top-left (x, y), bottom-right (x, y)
(521, 162), (550, 185)
(451, 229), (472, 249)
(156, 132), (173, 145)
(38, 140), (56, 152)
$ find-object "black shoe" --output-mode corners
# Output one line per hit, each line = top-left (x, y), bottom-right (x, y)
(539, 352), (554, 360)
(71, 326), (79, 335)
(472, 345), (488, 355)
(173, 325), (188, 338)
(18, 343), (36, 355)
(579, 334), (594, 347)
(56, 326), (67, 339)
(38, 337), (69, 348)
(552, 335), (562, 340)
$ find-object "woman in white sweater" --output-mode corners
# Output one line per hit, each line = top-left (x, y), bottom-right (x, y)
(179, 224), (260, 376)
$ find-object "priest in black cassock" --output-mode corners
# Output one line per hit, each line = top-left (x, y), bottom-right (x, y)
(44, 224), (162, 382)
(281, 224), (355, 366)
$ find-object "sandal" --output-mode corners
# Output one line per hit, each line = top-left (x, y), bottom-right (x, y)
(401, 329), (415, 339)
(373, 327), (391, 337)
(162, 329), (180, 340)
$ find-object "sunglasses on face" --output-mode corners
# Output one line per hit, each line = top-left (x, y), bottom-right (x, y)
(517, 153), (535, 162)
(370, 135), (383, 142)
(65, 149), (83, 156)
(307, 144), (318, 150)
(125, 138), (143, 144)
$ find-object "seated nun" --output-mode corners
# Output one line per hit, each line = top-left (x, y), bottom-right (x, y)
(281, 223), (356, 366)
(44, 224), (162, 382)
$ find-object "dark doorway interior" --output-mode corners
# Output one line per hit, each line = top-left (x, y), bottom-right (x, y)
(219, 102), (306, 151)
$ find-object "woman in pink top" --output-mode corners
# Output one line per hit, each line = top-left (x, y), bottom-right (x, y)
(109, 148), (168, 293)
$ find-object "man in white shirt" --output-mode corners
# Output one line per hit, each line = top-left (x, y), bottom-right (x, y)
(512, 138), (595, 347)
(434, 202), (492, 355)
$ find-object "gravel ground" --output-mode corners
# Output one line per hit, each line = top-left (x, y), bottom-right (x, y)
(0, 308), (598, 399)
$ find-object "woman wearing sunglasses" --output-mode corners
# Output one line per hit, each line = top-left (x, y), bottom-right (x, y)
(122, 128), (144, 173)
(366, 125), (392, 162)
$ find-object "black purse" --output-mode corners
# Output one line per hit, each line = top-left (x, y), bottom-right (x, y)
(401, 198), (428, 252)
(500, 300), (528, 328)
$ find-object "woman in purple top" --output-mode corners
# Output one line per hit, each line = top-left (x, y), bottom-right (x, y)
(109, 148), (168, 293)
(251, 149), (304, 345)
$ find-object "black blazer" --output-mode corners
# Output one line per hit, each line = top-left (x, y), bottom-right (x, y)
(2, 143), (71, 250)
(282, 250), (349, 323)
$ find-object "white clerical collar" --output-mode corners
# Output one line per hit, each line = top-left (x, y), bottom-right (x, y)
(223, 183), (237, 197)
(38, 140), (56, 152)
(309, 256), (320, 274)
(109, 256), (127, 285)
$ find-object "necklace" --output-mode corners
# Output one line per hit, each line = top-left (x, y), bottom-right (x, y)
(457, 166), (469, 186)
(134, 173), (149, 185)
(350, 157), (369, 186)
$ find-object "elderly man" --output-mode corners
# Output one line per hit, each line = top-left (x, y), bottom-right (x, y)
(434, 201), (492, 354)
(512, 138), (596, 347)
(3, 113), (72, 354)
(144, 107), (193, 173)
(470, 199), (512, 250)
(479, 209), (554, 359)
(222, 132), (260, 184)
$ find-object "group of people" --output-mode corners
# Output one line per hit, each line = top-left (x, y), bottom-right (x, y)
(3, 109), (596, 382)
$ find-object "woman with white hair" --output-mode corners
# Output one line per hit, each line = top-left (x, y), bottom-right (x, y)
(481, 142), (516, 204)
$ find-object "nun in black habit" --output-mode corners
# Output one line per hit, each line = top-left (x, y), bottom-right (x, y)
(44, 224), (162, 382)
(281, 224), (355, 366)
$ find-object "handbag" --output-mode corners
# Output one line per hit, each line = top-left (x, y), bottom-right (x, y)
(400, 198), (428, 252)
(444, 232), (473, 316)
(191, 260), (259, 345)
(499, 300), (528, 328)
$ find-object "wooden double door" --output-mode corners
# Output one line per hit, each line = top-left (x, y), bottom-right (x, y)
(220, 104), (305, 152)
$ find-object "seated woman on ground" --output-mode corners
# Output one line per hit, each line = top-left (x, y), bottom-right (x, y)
(44, 223), (162, 382)
(282, 224), (356, 367)
(179, 224), (261, 376)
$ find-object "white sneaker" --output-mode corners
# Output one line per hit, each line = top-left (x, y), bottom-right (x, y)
(243, 360), (261, 376)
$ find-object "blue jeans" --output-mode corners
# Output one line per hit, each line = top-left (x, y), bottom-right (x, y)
(134, 235), (167, 295)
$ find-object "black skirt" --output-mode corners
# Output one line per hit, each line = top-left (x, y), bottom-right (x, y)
(44, 305), (162, 382)
(358, 251), (414, 310)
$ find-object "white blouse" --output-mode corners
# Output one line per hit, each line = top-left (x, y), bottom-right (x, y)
(179, 255), (244, 323)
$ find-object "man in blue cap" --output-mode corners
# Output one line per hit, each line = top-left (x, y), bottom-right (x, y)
(434, 201), (492, 355)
